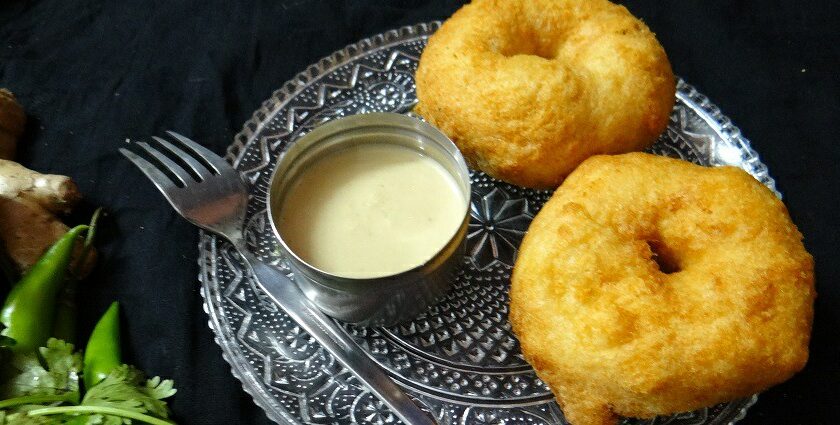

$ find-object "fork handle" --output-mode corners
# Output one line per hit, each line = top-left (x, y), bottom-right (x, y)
(238, 250), (438, 425)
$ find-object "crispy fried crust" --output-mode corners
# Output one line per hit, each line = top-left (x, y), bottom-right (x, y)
(510, 153), (815, 425)
(415, 0), (675, 189)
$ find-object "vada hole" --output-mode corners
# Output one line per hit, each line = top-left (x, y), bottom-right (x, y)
(497, 37), (557, 60)
(646, 240), (681, 274)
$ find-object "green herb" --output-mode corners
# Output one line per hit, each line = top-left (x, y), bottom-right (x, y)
(81, 365), (176, 419)
(1, 339), (81, 399)
(0, 211), (177, 424)
(0, 340), (177, 424)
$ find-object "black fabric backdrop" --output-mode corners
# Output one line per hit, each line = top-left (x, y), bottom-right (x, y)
(1, 1), (838, 424)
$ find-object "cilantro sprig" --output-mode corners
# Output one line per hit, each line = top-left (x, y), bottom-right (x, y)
(0, 339), (177, 424)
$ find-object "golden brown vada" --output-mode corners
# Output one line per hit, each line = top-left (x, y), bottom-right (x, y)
(510, 153), (814, 425)
(415, 0), (675, 189)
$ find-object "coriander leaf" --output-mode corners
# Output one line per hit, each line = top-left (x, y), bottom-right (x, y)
(142, 377), (176, 402)
(4, 412), (106, 425)
(0, 393), (79, 424)
(2, 343), (178, 425)
(66, 414), (111, 425)
(2, 411), (54, 424)
(1, 339), (81, 398)
(98, 415), (121, 425)
(26, 406), (173, 425)
(62, 415), (102, 425)
(0, 392), (79, 410)
(81, 365), (174, 420)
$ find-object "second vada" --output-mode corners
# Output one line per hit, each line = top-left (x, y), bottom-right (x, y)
(415, 0), (675, 188)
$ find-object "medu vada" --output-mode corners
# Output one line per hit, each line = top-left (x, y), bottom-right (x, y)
(510, 153), (814, 425)
(415, 0), (675, 188)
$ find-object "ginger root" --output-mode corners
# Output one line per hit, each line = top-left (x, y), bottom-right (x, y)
(0, 197), (96, 278)
(1, 196), (68, 269)
(0, 192), (95, 278)
(0, 89), (95, 278)
(0, 89), (25, 160)
(0, 159), (81, 214)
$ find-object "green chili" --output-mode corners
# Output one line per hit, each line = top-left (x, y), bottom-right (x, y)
(83, 301), (122, 389)
(51, 288), (79, 343)
(0, 225), (89, 353)
(53, 208), (102, 343)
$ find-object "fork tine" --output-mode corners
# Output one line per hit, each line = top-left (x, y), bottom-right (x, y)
(119, 148), (181, 195)
(152, 136), (211, 180)
(135, 141), (193, 186)
(166, 131), (229, 175)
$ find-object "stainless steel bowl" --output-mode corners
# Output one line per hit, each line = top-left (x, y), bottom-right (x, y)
(267, 112), (471, 327)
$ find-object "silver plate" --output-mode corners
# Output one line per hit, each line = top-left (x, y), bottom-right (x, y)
(199, 22), (770, 425)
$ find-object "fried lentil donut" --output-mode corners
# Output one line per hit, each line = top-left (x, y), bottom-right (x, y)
(510, 153), (814, 425)
(415, 0), (675, 189)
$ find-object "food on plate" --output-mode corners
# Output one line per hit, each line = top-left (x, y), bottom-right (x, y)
(0, 89), (25, 160)
(415, 0), (675, 188)
(276, 143), (465, 278)
(510, 153), (814, 425)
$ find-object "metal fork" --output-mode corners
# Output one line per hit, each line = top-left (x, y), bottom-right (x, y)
(119, 132), (437, 425)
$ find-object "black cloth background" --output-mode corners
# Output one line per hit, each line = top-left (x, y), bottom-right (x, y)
(1, 1), (837, 424)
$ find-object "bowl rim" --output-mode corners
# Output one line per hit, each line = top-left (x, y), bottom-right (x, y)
(265, 111), (472, 288)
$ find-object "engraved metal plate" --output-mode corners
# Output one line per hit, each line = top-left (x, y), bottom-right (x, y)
(199, 22), (768, 425)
